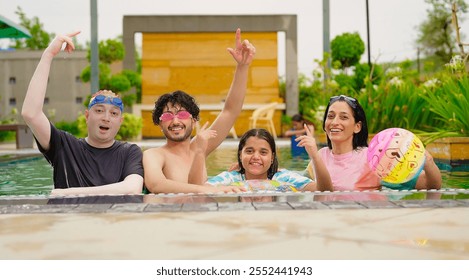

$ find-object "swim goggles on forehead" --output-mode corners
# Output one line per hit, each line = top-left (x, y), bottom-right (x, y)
(329, 95), (357, 107)
(88, 95), (124, 112)
(159, 110), (192, 122)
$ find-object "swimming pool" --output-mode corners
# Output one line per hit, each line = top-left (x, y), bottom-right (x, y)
(0, 156), (53, 195)
(0, 146), (467, 196)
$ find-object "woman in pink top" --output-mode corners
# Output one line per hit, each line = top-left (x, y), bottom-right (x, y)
(305, 95), (442, 191)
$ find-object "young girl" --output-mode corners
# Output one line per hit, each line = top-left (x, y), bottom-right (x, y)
(306, 95), (442, 191)
(206, 128), (332, 191)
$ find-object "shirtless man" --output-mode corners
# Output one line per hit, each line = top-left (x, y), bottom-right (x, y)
(143, 28), (255, 194)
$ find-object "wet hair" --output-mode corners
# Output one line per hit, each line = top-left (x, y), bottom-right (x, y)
(152, 90), (200, 125)
(237, 128), (279, 179)
(291, 114), (304, 122)
(322, 95), (369, 150)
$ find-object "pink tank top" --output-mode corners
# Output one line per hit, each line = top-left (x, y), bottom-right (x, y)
(318, 147), (381, 191)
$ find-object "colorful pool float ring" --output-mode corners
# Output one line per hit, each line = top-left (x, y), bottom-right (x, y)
(231, 180), (297, 192)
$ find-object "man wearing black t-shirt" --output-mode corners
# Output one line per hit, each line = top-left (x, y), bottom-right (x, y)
(22, 31), (143, 195)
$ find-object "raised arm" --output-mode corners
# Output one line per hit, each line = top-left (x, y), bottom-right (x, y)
(297, 124), (333, 191)
(205, 28), (256, 154)
(21, 31), (81, 151)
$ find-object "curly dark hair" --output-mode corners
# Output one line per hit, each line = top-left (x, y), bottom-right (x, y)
(237, 128), (279, 179)
(322, 95), (369, 150)
(152, 90), (200, 125)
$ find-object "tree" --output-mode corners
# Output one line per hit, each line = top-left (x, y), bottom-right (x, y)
(354, 62), (383, 90)
(330, 32), (365, 69)
(9, 6), (53, 50)
(9, 6), (85, 50)
(86, 38), (125, 64)
(416, 0), (468, 65)
(80, 38), (141, 108)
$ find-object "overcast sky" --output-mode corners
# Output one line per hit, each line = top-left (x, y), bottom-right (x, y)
(2, 0), (468, 77)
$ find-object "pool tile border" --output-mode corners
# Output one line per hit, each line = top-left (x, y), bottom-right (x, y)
(0, 189), (468, 214)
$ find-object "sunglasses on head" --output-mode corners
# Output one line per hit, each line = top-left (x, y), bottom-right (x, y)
(88, 94), (124, 111)
(329, 95), (357, 107)
(159, 110), (192, 122)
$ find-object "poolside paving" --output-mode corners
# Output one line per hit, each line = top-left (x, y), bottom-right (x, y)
(0, 190), (468, 260)
(0, 140), (468, 259)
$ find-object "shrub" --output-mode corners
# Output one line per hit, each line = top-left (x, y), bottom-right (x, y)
(0, 109), (18, 142)
(55, 120), (80, 136)
(0, 120), (15, 142)
(118, 113), (143, 141)
(420, 75), (469, 137)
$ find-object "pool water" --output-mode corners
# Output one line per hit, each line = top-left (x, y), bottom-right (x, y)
(0, 156), (53, 195)
(0, 147), (468, 196)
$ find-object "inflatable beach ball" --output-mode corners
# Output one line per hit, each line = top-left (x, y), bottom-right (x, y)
(367, 128), (426, 184)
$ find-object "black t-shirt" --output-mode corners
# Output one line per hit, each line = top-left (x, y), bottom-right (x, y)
(37, 123), (143, 188)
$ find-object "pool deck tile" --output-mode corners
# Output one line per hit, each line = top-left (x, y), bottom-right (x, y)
(217, 202), (256, 211)
(144, 203), (183, 212)
(182, 202), (219, 212)
(0, 204), (62, 214)
(110, 203), (148, 212)
(320, 200), (368, 209)
(287, 201), (330, 210)
(358, 200), (402, 209)
(73, 203), (114, 212)
(393, 199), (459, 208)
(252, 202), (293, 210)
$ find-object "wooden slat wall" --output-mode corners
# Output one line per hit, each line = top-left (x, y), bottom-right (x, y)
(141, 32), (280, 138)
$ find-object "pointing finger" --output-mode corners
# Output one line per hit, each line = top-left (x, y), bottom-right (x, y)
(304, 124), (312, 136)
